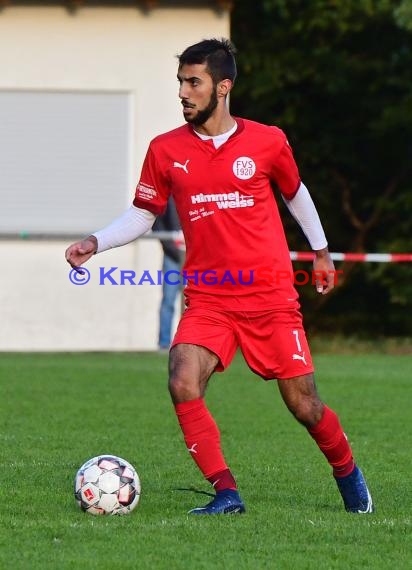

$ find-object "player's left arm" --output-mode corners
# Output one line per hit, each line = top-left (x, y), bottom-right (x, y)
(271, 134), (335, 294)
(283, 181), (335, 295)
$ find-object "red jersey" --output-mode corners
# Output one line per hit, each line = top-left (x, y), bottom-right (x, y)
(133, 118), (301, 310)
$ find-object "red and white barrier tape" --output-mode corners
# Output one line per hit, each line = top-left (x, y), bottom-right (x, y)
(147, 234), (411, 262)
(146, 233), (411, 262)
(290, 252), (412, 263)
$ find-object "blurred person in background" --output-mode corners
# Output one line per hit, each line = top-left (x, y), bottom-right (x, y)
(153, 197), (185, 351)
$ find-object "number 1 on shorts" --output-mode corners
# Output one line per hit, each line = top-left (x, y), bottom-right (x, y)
(292, 329), (302, 352)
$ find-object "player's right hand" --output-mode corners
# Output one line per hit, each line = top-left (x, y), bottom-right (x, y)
(65, 236), (98, 272)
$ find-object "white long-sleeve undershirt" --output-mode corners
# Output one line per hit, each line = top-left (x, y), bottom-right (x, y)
(93, 205), (156, 254)
(283, 182), (328, 251)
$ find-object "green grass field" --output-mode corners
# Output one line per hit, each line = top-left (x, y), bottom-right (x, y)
(0, 351), (411, 569)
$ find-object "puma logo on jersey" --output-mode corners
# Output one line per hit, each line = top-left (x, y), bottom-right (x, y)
(292, 352), (307, 365)
(173, 159), (190, 174)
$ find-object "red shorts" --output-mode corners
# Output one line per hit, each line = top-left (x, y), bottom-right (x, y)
(171, 306), (314, 380)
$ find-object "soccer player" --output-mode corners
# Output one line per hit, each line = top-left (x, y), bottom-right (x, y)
(66, 38), (374, 515)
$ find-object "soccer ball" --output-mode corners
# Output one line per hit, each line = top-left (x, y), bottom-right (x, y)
(74, 454), (141, 515)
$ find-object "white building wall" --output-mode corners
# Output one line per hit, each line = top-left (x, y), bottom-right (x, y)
(0, 5), (230, 350)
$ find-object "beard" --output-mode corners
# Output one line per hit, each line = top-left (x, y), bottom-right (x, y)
(184, 88), (218, 126)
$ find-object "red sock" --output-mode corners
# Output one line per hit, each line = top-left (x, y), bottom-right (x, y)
(174, 398), (237, 490)
(207, 469), (237, 492)
(308, 405), (355, 477)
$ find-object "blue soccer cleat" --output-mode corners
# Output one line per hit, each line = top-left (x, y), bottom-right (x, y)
(334, 465), (374, 513)
(188, 489), (246, 515)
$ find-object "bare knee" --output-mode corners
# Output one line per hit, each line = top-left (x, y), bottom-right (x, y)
(168, 343), (218, 403)
(168, 366), (197, 403)
(277, 374), (324, 427)
(290, 397), (324, 427)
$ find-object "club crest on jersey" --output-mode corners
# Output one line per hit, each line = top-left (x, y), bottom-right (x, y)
(232, 156), (256, 180)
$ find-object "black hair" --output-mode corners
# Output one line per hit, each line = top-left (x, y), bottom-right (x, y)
(178, 38), (237, 85)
